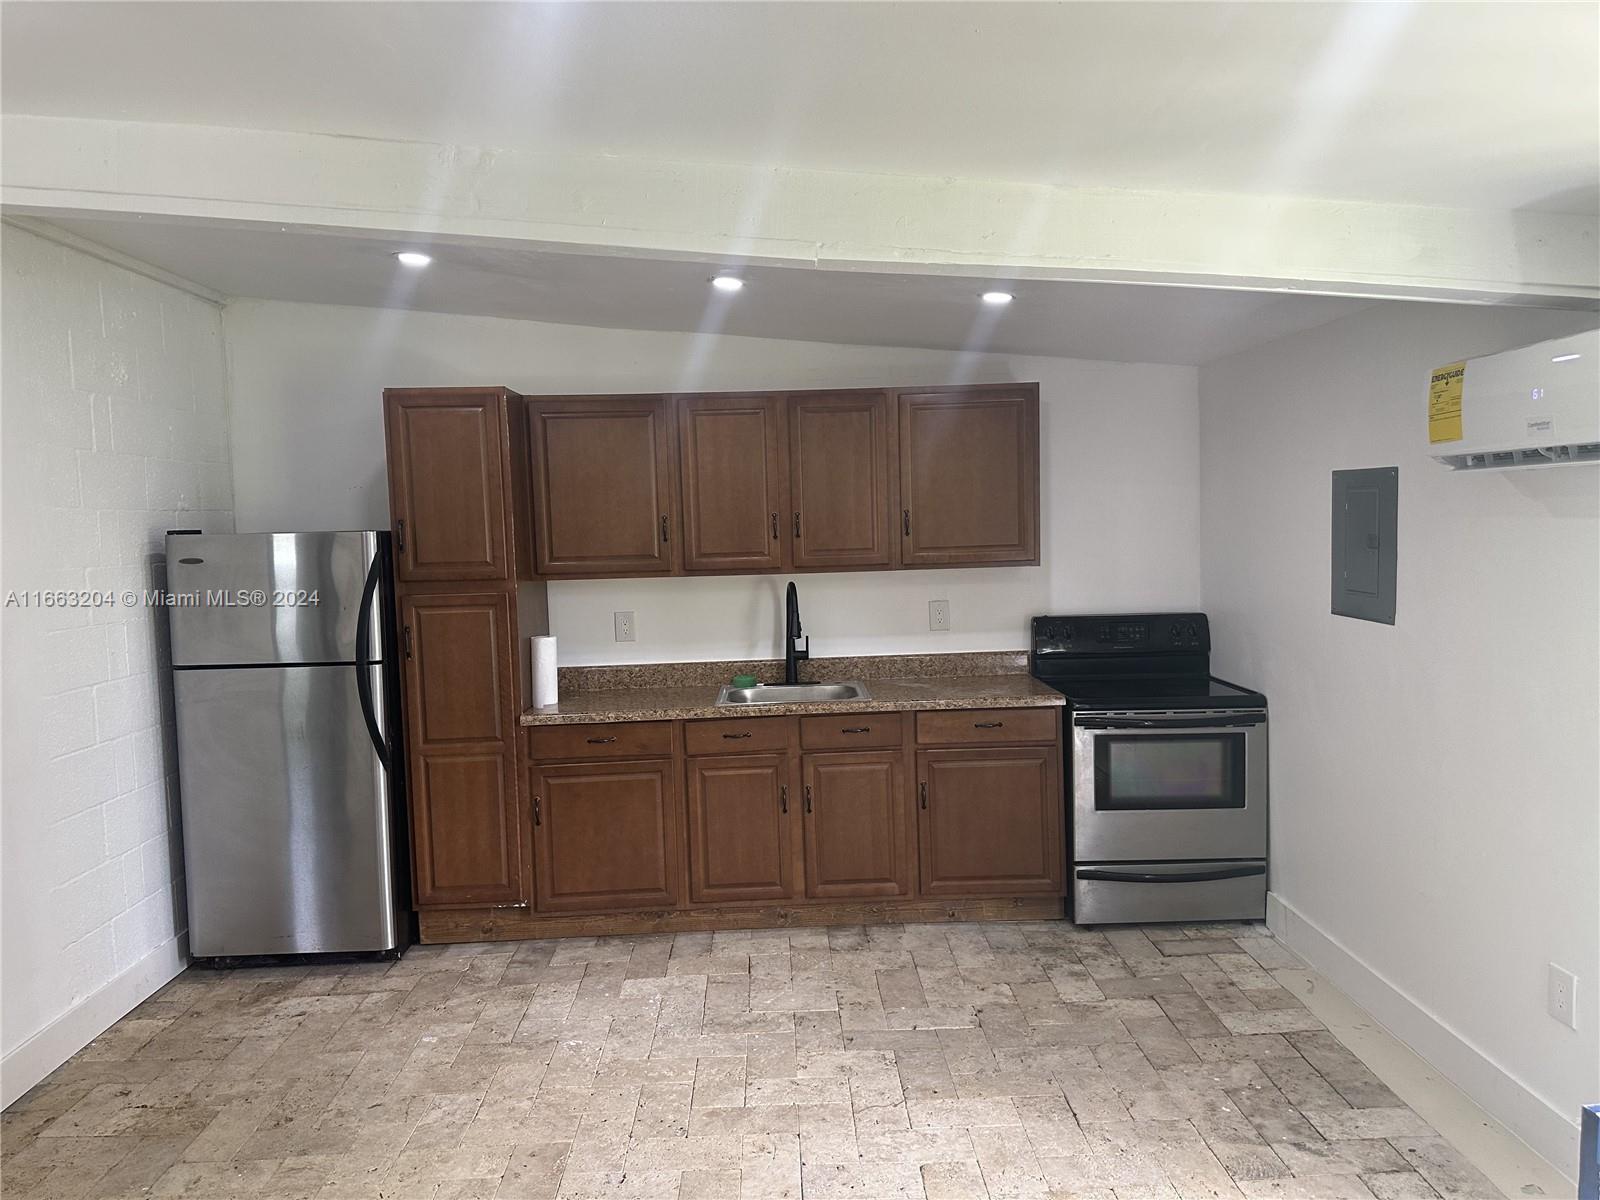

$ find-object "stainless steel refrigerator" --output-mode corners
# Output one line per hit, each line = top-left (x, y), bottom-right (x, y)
(166, 531), (408, 959)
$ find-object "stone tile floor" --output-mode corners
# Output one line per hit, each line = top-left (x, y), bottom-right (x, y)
(2, 921), (1506, 1199)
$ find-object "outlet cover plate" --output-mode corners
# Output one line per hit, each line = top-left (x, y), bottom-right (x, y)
(614, 611), (636, 643)
(1549, 963), (1576, 1029)
(928, 600), (951, 632)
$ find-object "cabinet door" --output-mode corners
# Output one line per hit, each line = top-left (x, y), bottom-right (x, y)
(789, 391), (895, 569)
(531, 759), (680, 911)
(686, 753), (796, 904)
(385, 390), (511, 582)
(802, 751), (908, 899)
(528, 397), (677, 576)
(400, 590), (523, 906)
(917, 747), (1062, 896)
(679, 395), (786, 573)
(898, 387), (1039, 566)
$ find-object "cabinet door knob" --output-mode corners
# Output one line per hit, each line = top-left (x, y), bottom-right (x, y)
(919, 781), (929, 809)
(532, 796), (542, 826)
(793, 512), (801, 538)
(780, 785), (788, 814)
(771, 512), (779, 540)
(660, 515), (670, 543)
(395, 519), (406, 553)
(403, 625), (413, 659)
(804, 785), (813, 814)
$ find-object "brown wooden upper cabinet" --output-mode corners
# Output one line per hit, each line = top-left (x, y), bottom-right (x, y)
(398, 589), (524, 907)
(789, 390), (896, 569)
(678, 394), (787, 573)
(899, 385), (1040, 567)
(528, 396), (677, 576)
(384, 388), (520, 582)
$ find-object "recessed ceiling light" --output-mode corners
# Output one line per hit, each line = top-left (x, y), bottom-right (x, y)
(1551, 352), (1581, 363)
(711, 275), (744, 293)
(981, 291), (1014, 306)
(395, 251), (432, 268)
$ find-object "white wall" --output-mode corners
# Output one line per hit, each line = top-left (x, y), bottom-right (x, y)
(1, 223), (232, 1104)
(223, 300), (1202, 663)
(1197, 302), (1600, 1173)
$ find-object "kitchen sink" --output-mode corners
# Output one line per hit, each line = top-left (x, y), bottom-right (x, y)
(715, 681), (871, 706)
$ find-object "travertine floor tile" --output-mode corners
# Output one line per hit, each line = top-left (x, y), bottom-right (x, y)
(1, 921), (1495, 1200)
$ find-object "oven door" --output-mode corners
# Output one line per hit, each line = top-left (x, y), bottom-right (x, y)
(1071, 710), (1266, 863)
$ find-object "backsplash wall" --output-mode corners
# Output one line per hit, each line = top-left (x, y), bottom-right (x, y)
(222, 299), (1203, 663)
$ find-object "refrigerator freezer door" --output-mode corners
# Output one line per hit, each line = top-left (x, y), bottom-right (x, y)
(166, 532), (383, 666)
(174, 663), (401, 956)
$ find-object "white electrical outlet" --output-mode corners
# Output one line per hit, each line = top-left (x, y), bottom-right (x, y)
(928, 599), (951, 632)
(1548, 963), (1577, 1029)
(613, 611), (636, 643)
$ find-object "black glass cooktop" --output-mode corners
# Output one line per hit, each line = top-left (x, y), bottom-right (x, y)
(1035, 674), (1267, 711)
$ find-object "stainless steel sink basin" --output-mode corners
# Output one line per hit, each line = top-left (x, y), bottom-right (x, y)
(715, 681), (871, 706)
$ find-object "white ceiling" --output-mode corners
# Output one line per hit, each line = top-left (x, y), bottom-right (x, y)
(4, 1), (1596, 215)
(36, 214), (1378, 366)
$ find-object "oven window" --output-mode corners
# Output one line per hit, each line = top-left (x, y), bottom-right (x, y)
(1093, 733), (1246, 810)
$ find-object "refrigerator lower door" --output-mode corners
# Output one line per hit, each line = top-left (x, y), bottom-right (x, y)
(174, 664), (402, 956)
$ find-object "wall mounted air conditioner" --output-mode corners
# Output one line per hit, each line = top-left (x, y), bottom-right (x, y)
(1428, 329), (1599, 471)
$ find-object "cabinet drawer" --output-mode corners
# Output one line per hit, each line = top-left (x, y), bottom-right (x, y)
(684, 716), (792, 756)
(529, 721), (673, 761)
(915, 707), (1056, 746)
(800, 712), (903, 751)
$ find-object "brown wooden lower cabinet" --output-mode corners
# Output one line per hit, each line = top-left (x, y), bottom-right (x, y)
(530, 758), (680, 912)
(685, 753), (797, 904)
(916, 746), (1063, 897)
(801, 751), (909, 899)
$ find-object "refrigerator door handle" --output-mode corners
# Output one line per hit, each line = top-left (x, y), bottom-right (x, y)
(354, 552), (390, 772)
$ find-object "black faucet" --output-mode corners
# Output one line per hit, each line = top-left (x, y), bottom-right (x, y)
(784, 581), (809, 685)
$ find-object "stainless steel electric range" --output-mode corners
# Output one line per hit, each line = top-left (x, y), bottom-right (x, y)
(1029, 613), (1268, 925)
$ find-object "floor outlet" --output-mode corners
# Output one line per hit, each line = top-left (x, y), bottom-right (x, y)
(1548, 963), (1576, 1029)
(928, 599), (951, 631)
(614, 611), (636, 643)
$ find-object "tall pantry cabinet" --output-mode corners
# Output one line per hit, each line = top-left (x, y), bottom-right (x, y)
(383, 387), (548, 911)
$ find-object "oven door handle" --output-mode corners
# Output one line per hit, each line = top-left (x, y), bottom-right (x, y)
(1076, 864), (1265, 884)
(1075, 714), (1266, 730)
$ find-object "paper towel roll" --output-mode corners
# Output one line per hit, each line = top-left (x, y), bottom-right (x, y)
(530, 636), (558, 708)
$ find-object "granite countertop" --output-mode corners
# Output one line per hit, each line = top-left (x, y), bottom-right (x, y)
(521, 652), (1063, 726)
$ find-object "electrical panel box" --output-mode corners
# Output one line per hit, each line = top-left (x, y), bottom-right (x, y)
(1332, 467), (1398, 625)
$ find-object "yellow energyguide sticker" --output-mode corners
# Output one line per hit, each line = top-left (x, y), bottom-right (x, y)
(1429, 361), (1465, 444)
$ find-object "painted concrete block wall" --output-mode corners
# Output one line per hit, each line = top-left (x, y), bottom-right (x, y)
(1197, 302), (1600, 1172)
(221, 300), (1202, 663)
(0, 223), (232, 1104)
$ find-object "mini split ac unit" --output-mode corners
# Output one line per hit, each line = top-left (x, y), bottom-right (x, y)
(1428, 328), (1599, 471)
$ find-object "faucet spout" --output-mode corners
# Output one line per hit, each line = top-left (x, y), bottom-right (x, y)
(784, 581), (809, 685)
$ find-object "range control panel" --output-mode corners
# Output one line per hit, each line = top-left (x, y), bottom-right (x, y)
(1031, 613), (1210, 656)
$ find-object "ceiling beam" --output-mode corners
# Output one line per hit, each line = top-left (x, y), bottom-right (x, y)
(4, 115), (1595, 309)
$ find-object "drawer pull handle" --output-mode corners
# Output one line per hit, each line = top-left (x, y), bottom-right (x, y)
(586, 736), (617, 744)
(723, 732), (752, 740)
(780, 785), (788, 814)
(841, 726), (870, 734)
(974, 721), (1003, 729)
(919, 781), (928, 810)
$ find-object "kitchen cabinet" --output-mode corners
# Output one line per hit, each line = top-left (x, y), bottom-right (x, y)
(788, 390), (895, 569)
(531, 758), (681, 911)
(899, 385), (1039, 566)
(399, 590), (524, 907)
(686, 753), (797, 903)
(917, 746), (1062, 896)
(384, 388), (520, 582)
(679, 394), (787, 573)
(528, 396), (678, 576)
(801, 751), (909, 899)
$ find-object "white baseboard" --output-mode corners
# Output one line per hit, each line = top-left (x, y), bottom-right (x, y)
(0, 934), (187, 1108)
(1267, 892), (1579, 1181)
